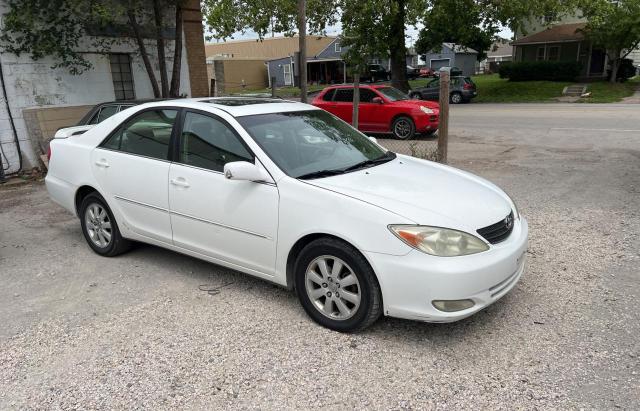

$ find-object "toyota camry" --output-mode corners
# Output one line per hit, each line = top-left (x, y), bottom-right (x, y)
(46, 98), (528, 332)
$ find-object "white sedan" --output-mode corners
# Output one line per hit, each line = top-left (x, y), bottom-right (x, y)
(46, 98), (528, 332)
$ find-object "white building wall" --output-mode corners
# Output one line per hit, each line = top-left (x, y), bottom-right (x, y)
(0, 16), (192, 174)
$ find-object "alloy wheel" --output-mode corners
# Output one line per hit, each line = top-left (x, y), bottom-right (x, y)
(394, 119), (412, 139)
(305, 255), (361, 320)
(84, 203), (112, 248)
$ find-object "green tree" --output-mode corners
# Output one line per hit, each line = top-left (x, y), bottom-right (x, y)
(415, 0), (497, 61)
(0, 0), (186, 98)
(579, 0), (640, 82)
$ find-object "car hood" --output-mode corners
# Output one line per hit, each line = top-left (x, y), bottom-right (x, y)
(393, 99), (439, 110)
(304, 155), (512, 231)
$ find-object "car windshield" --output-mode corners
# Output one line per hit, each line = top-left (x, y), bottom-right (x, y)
(376, 87), (409, 101)
(237, 110), (394, 179)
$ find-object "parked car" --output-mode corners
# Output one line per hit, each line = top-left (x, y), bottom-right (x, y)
(361, 64), (391, 82)
(410, 76), (477, 104)
(312, 85), (439, 139)
(406, 65), (421, 80)
(46, 97), (527, 332)
(77, 99), (172, 126)
(419, 67), (436, 78)
(434, 66), (463, 77)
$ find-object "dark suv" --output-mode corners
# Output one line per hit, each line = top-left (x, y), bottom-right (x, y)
(361, 64), (391, 82)
(409, 76), (477, 104)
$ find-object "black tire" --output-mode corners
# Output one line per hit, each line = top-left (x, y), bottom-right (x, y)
(409, 92), (422, 100)
(294, 237), (382, 332)
(79, 192), (132, 257)
(391, 116), (416, 140)
(450, 92), (463, 104)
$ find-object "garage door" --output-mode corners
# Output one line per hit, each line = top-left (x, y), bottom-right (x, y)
(430, 58), (450, 70)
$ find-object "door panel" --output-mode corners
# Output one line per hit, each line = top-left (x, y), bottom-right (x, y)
(168, 110), (279, 275)
(169, 164), (279, 274)
(92, 149), (171, 242)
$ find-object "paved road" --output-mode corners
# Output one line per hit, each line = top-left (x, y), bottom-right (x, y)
(1, 103), (639, 409)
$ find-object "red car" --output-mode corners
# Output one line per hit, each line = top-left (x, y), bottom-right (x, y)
(419, 67), (436, 78)
(311, 85), (440, 139)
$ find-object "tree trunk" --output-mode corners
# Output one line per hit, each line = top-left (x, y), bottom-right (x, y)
(609, 52), (619, 83)
(389, 0), (410, 92)
(127, 9), (161, 98)
(169, 2), (183, 97)
(153, 0), (170, 97)
(297, 0), (307, 103)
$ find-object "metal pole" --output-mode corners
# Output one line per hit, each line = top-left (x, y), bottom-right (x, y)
(352, 72), (360, 128)
(297, 0), (307, 103)
(438, 70), (449, 163)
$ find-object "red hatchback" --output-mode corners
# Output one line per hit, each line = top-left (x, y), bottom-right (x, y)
(311, 85), (439, 139)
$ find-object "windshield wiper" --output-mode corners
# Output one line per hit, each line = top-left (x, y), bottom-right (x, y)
(342, 151), (396, 172)
(296, 169), (347, 180)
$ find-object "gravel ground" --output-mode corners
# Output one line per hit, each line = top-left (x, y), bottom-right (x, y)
(1, 105), (639, 409)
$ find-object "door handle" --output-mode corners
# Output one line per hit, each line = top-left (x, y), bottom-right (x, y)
(170, 177), (190, 188)
(95, 159), (110, 168)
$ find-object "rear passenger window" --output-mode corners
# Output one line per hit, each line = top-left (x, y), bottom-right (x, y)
(101, 109), (177, 160)
(334, 89), (354, 102)
(322, 89), (336, 101)
(179, 112), (253, 172)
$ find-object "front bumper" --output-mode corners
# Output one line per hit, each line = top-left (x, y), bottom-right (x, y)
(365, 217), (528, 322)
(414, 113), (439, 133)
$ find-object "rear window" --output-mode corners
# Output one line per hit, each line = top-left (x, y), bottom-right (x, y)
(322, 89), (336, 101)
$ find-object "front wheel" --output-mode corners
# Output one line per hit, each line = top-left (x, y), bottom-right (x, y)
(409, 92), (422, 100)
(294, 238), (382, 332)
(392, 116), (416, 140)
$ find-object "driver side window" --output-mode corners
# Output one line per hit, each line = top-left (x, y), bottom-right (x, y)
(179, 112), (253, 172)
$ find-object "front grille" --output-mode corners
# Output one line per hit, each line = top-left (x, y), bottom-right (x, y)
(477, 211), (514, 244)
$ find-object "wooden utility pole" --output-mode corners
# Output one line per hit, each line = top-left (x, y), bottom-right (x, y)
(437, 70), (450, 163)
(297, 0), (307, 103)
(352, 72), (360, 128)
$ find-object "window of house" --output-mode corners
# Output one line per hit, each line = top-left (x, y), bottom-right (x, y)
(547, 46), (560, 61)
(179, 112), (253, 172)
(109, 54), (135, 100)
(334, 42), (341, 53)
(101, 109), (177, 160)
(536, 47), (546, 61)
(333, 88), (354, 102)
(541, 13), (557, 25)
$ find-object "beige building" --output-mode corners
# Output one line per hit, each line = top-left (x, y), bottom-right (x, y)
(206, 36), (337, 92)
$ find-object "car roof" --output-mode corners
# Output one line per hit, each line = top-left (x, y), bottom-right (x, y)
(134, 97), (320, 117)
(324, 84), (392, 90)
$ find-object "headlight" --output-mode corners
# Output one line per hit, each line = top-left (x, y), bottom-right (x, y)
(419, 106), (434, 114)
(389, 225), (489, 257)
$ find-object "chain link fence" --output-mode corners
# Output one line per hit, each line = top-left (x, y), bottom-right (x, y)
(375, 136), (440, 161)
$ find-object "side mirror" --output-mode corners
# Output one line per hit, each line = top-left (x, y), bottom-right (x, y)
(223, 161), (270, 182)
(372, 97), (384, 104)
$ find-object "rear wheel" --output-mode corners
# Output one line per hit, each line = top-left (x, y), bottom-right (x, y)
(294, 238), (382, 332)
(80, 193), (132, 257)
(450, 92), (463, 104)
(409, 92), (422, 100)
(392, 116), (415, 140)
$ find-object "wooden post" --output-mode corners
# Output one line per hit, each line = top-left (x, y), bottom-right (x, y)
(438, 70), (449, 163)
(210, 78), (215, 97)
(352, 72), (360, 128)
(297, 0), (307, 103)
(271, 76), (276, 97)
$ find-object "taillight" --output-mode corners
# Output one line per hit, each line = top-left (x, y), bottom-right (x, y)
(47, 145), (51, 161)
(463, 83), (473, 90)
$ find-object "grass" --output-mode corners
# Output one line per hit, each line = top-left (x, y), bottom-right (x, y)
(234, 73), (639, 103)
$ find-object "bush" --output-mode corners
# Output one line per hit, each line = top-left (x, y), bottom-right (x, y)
(499, 61), (582, 82)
